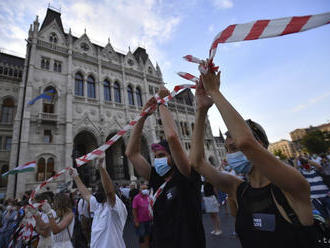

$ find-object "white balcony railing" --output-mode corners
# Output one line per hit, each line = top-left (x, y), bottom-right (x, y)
(38, 112), (58, 122)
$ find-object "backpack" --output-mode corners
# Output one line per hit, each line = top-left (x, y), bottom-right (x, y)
(71, 200), (88, 248)
(271, 185), (330, 248)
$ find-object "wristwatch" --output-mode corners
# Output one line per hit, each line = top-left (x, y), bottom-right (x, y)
(47, 212), (53, 218)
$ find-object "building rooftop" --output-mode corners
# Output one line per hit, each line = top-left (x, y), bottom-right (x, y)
(0, 52), (25, 67)
(39, 8), (65, 34)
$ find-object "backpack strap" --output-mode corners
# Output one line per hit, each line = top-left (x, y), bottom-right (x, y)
(271, 184), (302, 226)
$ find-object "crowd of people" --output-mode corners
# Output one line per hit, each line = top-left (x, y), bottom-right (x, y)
(0, 68), (329, 248)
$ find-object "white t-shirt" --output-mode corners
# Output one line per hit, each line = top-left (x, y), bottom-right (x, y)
(89, 195), (127, 248)
(78, 198), (90, 219)
(38, 210), (56, 248)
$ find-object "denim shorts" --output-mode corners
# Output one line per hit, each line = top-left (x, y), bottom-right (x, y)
(136, 221), (152, 237)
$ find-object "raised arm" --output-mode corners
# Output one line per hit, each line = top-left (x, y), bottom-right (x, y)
(158, 87), (190, 177)
(48, 212), (74, 234)
(41, 202), (73, 235)
(190, 80), (241, 194)
(125, 97), (157, 180)
(70, 168), (92, 201)
(201, 69), (310, 200)
(97, 154), (116, 207)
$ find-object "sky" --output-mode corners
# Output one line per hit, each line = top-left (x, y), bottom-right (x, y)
(0, 0), (329, 143)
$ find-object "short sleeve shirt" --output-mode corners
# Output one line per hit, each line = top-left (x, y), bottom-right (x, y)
(132, 193), (152, 222)
(149, 167), (205, 248)
(89, 195), (127, 248)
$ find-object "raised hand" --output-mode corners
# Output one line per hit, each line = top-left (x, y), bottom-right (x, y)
(69, 167), (79, 178)
(142, 97), (157, 116)
(196, 77), (213, 110)
(200, 66), (221, 95)
(95, 152), (106, 169)
(157, 86), (170, 99)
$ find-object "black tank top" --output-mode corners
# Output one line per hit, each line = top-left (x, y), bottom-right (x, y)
(235, 182), (313, 248)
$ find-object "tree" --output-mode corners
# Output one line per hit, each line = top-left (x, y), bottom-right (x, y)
(273, 150), (287, 160)
(301, 130), (330, 154)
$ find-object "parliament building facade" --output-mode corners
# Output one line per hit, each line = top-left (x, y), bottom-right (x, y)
(0, 8), (224, 199)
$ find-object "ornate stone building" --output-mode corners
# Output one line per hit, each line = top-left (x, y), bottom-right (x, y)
(1, 7), (223, 199)
(268, 139), (296, 159)
(0, 53), (24, 199)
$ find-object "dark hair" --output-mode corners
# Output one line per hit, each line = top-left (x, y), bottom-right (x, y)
(94, 182), (106, 203)
(245, 119), (269, 148)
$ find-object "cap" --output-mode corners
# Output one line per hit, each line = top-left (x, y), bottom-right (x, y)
(151, 140), (171, 154)
(245, 119), (269, 148)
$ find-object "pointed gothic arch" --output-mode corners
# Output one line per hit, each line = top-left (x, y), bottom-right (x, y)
(105, 133), (129, 181)
(73, 131), (98, 187)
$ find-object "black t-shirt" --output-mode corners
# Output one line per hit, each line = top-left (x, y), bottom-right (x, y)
(129, 188), (139, 202)
(149, 167), (205, 248)
(203, 182), (216, 197)
(236, 182), (315, 248)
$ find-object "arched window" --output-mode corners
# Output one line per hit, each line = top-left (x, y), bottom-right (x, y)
(49, 32), (58, 43)
(46, 158), (54, 179)
(36, 158), (46, 181)
(1, 98), (15, 124)
(75, 73), (84, 96)
(114, 82), (121, 103)
(136, 87), (143, 107)
(127, 85), (134, 105)
(87, 75), (96, 98)
(104, 80), (111, 101)
(0, 165), (9, 187)
(36, 157), (55, 181)
(42, 87), (56, 113)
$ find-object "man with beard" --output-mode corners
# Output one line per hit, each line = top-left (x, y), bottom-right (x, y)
(126, 87), (205, 248)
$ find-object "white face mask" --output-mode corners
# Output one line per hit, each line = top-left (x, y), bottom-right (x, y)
(141, 189), (149, 195)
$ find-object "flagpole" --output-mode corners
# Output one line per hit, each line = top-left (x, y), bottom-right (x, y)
(13, 39), (31, 198)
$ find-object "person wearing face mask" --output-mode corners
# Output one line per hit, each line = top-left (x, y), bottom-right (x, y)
(298, 157), (330, 221)
(126, 87), (205, 248)
(0, 199), (18, 248)
(132, 183), (152, 248)
(70, 152), (127, 248)
(190, 68), (316, 248)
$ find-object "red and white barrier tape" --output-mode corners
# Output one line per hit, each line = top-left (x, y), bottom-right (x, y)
(29, 167), (71, 207)
(28, 84), (196, 206)
(75, 84), (196, 166)
(179, 12), (330, 80)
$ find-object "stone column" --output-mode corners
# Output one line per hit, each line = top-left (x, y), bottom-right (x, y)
(64, 29), (74, 182)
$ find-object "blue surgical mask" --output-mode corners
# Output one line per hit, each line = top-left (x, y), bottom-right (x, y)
(154, 157), (171, 176)
(226, 151), (251, 174)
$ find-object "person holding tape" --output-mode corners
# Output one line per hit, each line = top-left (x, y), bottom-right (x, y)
(70, 153), (127, 248)
(190, 68), (316, 248)
(126, 87), (205, 248)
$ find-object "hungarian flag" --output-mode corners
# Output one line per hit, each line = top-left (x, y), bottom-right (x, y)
(2, 161), (36, 177)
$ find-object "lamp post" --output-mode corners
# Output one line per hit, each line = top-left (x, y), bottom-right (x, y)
(13, 39), (31, 198)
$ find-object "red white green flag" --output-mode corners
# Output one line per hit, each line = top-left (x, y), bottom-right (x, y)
(2, 161), (36, 177)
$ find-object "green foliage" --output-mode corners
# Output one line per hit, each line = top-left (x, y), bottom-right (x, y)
(273, 150), (287, 160)
(301, 130), (330, 154)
